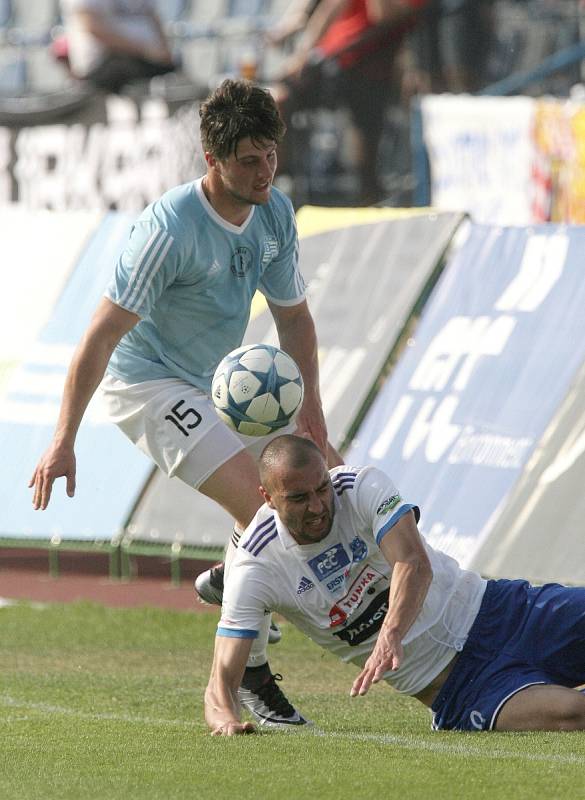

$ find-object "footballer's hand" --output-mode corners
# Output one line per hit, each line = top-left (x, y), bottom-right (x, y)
(294, 394), (328, 455)
(29, 443), (76, 510)
(210, 721), (256, 736)
(350, 628), (403, 697)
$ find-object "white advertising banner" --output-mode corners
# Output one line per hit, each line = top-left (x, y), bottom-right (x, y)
(421, 95), (536, 225)
(1, 96), (204, 211)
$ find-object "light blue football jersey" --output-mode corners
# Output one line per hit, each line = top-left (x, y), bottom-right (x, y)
(105, 178), (306, 392)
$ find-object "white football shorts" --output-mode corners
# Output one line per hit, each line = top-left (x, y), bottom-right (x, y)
(100, 374), (296, 489)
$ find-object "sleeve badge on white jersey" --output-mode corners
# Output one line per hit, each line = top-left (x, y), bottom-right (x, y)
(376, 494), (401, 515)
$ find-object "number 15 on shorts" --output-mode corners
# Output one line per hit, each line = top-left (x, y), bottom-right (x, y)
(165, 400), (202, 436)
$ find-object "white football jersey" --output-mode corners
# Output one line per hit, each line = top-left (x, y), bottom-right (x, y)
(220, 465), (487, 695)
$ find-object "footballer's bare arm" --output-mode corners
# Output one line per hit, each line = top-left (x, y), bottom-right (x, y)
(205, 635), (256, 736)
(351, 511), (432, 696)
(268, 299), (328, 454)
(30, 298), (139, 510)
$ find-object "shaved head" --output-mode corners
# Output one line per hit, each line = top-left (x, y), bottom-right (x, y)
(259, 435), (325, 492)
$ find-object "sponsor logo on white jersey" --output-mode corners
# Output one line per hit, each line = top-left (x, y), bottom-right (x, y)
(332, 590), (389, 644)
(307, 543), (350, 582)
(296, 576), (314, 594)
(376, 494), (401, 515)
(326, 571), (349, 592)
(328, 564), (384, 626)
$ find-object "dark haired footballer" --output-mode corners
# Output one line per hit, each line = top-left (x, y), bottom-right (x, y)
(31, 80), (340, 728)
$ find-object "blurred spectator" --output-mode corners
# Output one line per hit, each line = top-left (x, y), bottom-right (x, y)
(442, 0), (495, 92)
(271, 0), (430, 205)
(413, 0), (496, 93)
(266, 0), (322, 48)
(59, 0), (176, 93)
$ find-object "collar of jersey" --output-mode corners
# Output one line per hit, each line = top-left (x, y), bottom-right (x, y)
(194, 177), (255, 234)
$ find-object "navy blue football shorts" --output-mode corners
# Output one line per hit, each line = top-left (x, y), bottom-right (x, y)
(431, 578), (585, 731)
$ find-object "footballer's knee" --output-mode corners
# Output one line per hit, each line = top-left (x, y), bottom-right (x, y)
(495, 685), (585, 731)
(553, 693), (585, 731)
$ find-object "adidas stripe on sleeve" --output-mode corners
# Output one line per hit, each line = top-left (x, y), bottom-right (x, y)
(240, 515), (278, 557)
(106, 221), (179, 318)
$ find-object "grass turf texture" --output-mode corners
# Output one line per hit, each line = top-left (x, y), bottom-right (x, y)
(1, 602), (585, 800)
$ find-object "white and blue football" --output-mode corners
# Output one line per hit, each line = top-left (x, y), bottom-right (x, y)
(211, 344), (304, 436)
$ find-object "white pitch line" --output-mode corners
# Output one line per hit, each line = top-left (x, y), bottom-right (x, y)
(309, 729), (585, 766)
(1, 695), (584, 765)
(0, 696), (199, 730)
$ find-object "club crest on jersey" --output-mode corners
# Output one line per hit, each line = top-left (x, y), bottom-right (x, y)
(230, 246), (252, 277)
(349, 536), (367, 562)
(261, 235), (280, 266)
(376, 494), (401, 515)
(307, 543), (350, 582)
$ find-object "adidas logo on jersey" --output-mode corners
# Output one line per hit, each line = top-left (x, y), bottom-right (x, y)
(297, 576), (314, 595)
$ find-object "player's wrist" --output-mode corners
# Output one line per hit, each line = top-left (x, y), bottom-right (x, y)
(380, 620), (403, 640)
(53, 432), (76, 451)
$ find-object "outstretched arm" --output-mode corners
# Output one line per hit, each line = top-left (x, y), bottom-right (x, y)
(29, 298), (139, 510)
(205, 635), (256, 736)
(268, 299), (328, 455)
(350, 510), (432, 697)
(277, 0), (348, 78)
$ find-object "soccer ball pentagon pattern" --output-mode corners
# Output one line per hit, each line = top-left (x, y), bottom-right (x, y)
(211, 344), (304, 436)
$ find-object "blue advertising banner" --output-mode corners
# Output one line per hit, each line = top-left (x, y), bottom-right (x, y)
(0, 212), (152, 541)
(347, 222), (585, 567)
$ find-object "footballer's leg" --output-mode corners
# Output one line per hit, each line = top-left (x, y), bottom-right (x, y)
(101, 377), (306, 727)
(494, 684), (585, 731)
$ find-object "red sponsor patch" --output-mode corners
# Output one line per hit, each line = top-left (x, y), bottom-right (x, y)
(338, 565), (384, 615)
(328, 564), (384, 627)
(328, 605), (347, 627)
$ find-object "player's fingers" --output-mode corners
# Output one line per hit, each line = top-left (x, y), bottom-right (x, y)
(40, 475), (53, 510)
(211, 724), (230, 736)
(371, 650), (400, 682)
(32, 480), (39, 509)
(305, 420), (327, 453)
(31, 474), (42, 508)
(350, 671), (365, 697)
(66, 471), (76, 498)
(358, 673), (373, 696)
(28, 468), (37, 489)
(32, 474), (44, 510)
(211, 721), (255, 736)
(351, 667), (372, 697)
(372, 662), (391, 684)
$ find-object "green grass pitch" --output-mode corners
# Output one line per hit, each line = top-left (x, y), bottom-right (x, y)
(1, 600), (585, 800)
